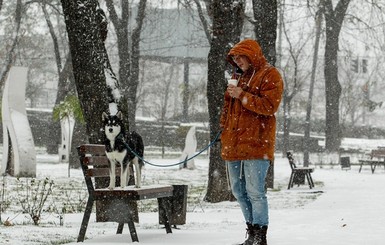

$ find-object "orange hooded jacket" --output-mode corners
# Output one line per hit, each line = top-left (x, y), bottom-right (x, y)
(220, 39), (284, 161)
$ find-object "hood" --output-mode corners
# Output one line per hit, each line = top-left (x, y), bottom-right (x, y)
(227, 39), (268, 71)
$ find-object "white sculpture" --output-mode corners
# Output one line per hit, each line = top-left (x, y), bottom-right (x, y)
(1, 66), (36, 177)
(58, 116), (75, 163)
(179, 126), (197, 170)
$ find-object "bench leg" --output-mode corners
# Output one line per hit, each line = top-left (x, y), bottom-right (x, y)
(309, 173), (315, 188)
(305, 172), (314, 189)
(117, 223), (124, 234)
(77, 196), (94, 242)
(127, 219), (139, 242)
(123, 206), (139, 242)
(371, 163), (377, 174)
(359, 163), (363, 173)
(158, 197), (172, 234)
(288, 172), (295, 189)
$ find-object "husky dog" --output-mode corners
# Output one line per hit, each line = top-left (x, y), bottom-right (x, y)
(102, 111), (144, 189)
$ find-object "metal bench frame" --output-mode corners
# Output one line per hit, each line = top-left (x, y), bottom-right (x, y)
(358, 148), (385, 174)
(286, 151), (315, 189)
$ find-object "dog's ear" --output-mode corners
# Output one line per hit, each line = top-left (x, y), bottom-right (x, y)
(102, 112), (108, 121)
(116, 111), (123, 120)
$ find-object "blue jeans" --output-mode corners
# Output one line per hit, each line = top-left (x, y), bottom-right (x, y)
(227, 159), (270, 226)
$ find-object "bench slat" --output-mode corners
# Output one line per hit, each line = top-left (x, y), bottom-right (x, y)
(370, 151), (385, 158)
(82, 156), (109, 166)
(358, 147), (385, 174)
(359, 160), (382, 163)
(94, 185), (174, 200)
(86, 167), (122, 177)
(78, 144), (106, 156)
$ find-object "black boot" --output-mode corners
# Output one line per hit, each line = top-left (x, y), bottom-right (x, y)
(253, 225), (267, 245)
(240, 223), (257, 245)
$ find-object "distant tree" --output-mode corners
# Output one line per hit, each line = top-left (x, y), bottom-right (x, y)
(321, 0), (351, 151)
(303, 2), (323, 166)
(105, 0), (147, 130)
(336, 1), (385, 130)
(39, 0), (76, 154)
(143, 62), (179, 157)
(281, 17), (310, 158)
(159, 64), (177, 157)
(26, 71), (46, 107)
(339, 70), (363, 126)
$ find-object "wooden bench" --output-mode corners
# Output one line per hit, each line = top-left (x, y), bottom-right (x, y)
(77, 144), (184, 243)
(286, 151), (315, 189)
(358, 147), (385, 173)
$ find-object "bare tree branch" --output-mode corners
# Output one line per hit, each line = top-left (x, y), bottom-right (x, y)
(193, 0), (211, 44)
(0, 0), (23, 89)
(41, 1), (62, 74)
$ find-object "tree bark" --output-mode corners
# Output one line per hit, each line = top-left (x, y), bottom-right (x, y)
(60, 0), (109, 144)
(204, 0), (244, 203)
(252, 0), (278, 65)
(252, 0), (278, 188)
(321, 0), (351, 152)
(182, 59), (190, 122)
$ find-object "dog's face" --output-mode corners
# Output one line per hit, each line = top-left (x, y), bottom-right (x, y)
(103, 112), (124, 138)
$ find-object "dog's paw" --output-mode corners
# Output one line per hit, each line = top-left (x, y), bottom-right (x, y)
(135, 184), (141, 188)
(108, 185), (114, 190)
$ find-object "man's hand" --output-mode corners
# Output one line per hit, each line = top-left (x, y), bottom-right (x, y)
(227, 84), (243, 99)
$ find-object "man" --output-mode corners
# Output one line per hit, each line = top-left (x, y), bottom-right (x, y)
(220, 39), (284, 245)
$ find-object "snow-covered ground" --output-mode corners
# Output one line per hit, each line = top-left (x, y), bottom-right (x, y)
(1, 148), (385, 245)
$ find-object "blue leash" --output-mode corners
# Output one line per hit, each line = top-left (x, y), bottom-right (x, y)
(123, 130), (221, 168)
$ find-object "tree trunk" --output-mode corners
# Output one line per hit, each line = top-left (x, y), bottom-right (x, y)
(69, 121), (88, 169)
(49, 54), (76, 153)
(252, 0), (278, 188)
(106, 0), (130, 127)
(324, 36), (342, 151)
(128, 0), (146, 130)
(182, 59), (190, 122)
(282, 96), (292, 155)
(322, 0), (351, 152)
(252, 0), (278, 65)
(41, 2), (73, 154)
(60, 0), (109, 144)
(107, 0), (147, 131)
(204, 0), (244, 203)
(61, 0), (139, 222)
(303, 6), (322, 166)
